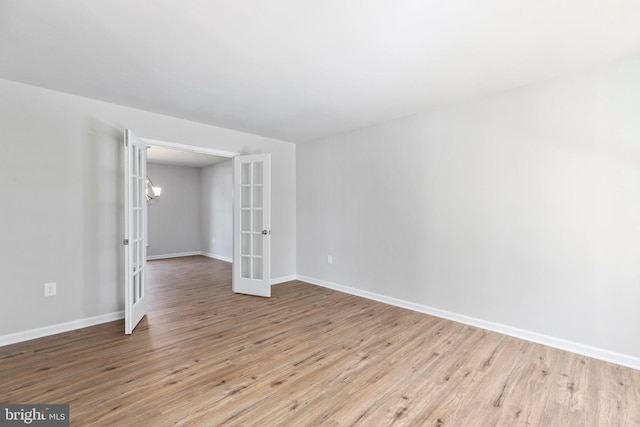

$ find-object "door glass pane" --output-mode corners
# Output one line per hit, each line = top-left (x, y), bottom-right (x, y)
(253, 234), (263, 256)
(139, 271), (144, 299)
(253, 186), (263, 209)
(132, 177), (138, 208)
(253, 257), (263, 280)
(136, 209), (142, 240)
(131, 241), (137, 270)
(252, 209), (263, 232)
(132, 210), (138, 244)
(241, 210), (251, 232)
(133, 273), (139, 303)
(137, 148), (143, 177)
(241, 233), (251, 256)
(253, 162), (263, 184)
(241, 163), (251, 185)
(241, 186), (251, 208)
(138, 237), (143, 269)
(136, 272), (141, 302)
(133, 147), (139, 176)
(138, 176), (143, 210)
(241, 256), (251, 278)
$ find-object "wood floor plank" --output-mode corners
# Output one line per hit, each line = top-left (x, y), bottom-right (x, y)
(1, 256), (638, 426)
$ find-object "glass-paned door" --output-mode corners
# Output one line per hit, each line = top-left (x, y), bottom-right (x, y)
(233, 154), (271, 297)
(124, 129), (148, 334)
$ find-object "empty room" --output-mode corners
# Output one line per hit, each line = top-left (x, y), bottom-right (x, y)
(1, 1), (639, 426)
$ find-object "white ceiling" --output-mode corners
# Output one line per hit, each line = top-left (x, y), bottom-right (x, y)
(146, 146), (230, 168)
(1, 1), (640, 143)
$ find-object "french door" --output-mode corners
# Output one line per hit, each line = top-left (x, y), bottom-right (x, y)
(233, 154), (271, 297)
(124, 129), (148, 334)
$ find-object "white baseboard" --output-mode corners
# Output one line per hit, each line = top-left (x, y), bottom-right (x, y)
(297, 275), (640, 371)
(201, 252), (232, 263)
(271, 275), (297, 285)
(147, 251), (201, 260)
(0, 311), (124, 347)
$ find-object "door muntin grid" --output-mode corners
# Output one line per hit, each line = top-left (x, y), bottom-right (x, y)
(240, 161), (265, 280)
(130, 142), (146, 305)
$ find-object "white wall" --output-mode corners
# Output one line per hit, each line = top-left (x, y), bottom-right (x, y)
(147, 163), (202, 257)
(201, 161), (233, 260)
(0, 78), (296, 337)
(297, 54), (640, 361)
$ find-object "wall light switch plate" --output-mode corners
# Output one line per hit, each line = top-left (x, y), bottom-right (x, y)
(328, 255), (333, 265)
(44, 282), (56, 297)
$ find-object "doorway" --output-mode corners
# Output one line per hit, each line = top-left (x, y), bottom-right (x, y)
(124, 134), (237, 334)
(124, 132), (272, 335)
(144, 140), (236, 263)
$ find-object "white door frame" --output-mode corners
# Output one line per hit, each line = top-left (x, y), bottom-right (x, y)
(142, 138), (239, 159)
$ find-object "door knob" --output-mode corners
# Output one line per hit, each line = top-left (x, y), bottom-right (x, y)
(262, 230), (270, 235)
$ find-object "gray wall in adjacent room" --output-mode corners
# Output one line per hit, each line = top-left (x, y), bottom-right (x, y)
(200, 161), (233, 260)
(146, 163), (202, 257)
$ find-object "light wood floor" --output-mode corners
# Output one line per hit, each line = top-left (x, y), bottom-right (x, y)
(1, 256), (638, 426)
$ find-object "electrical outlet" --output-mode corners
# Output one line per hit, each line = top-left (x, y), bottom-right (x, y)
(44, 282), (56, 297)
(327, 255), (333, 265)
